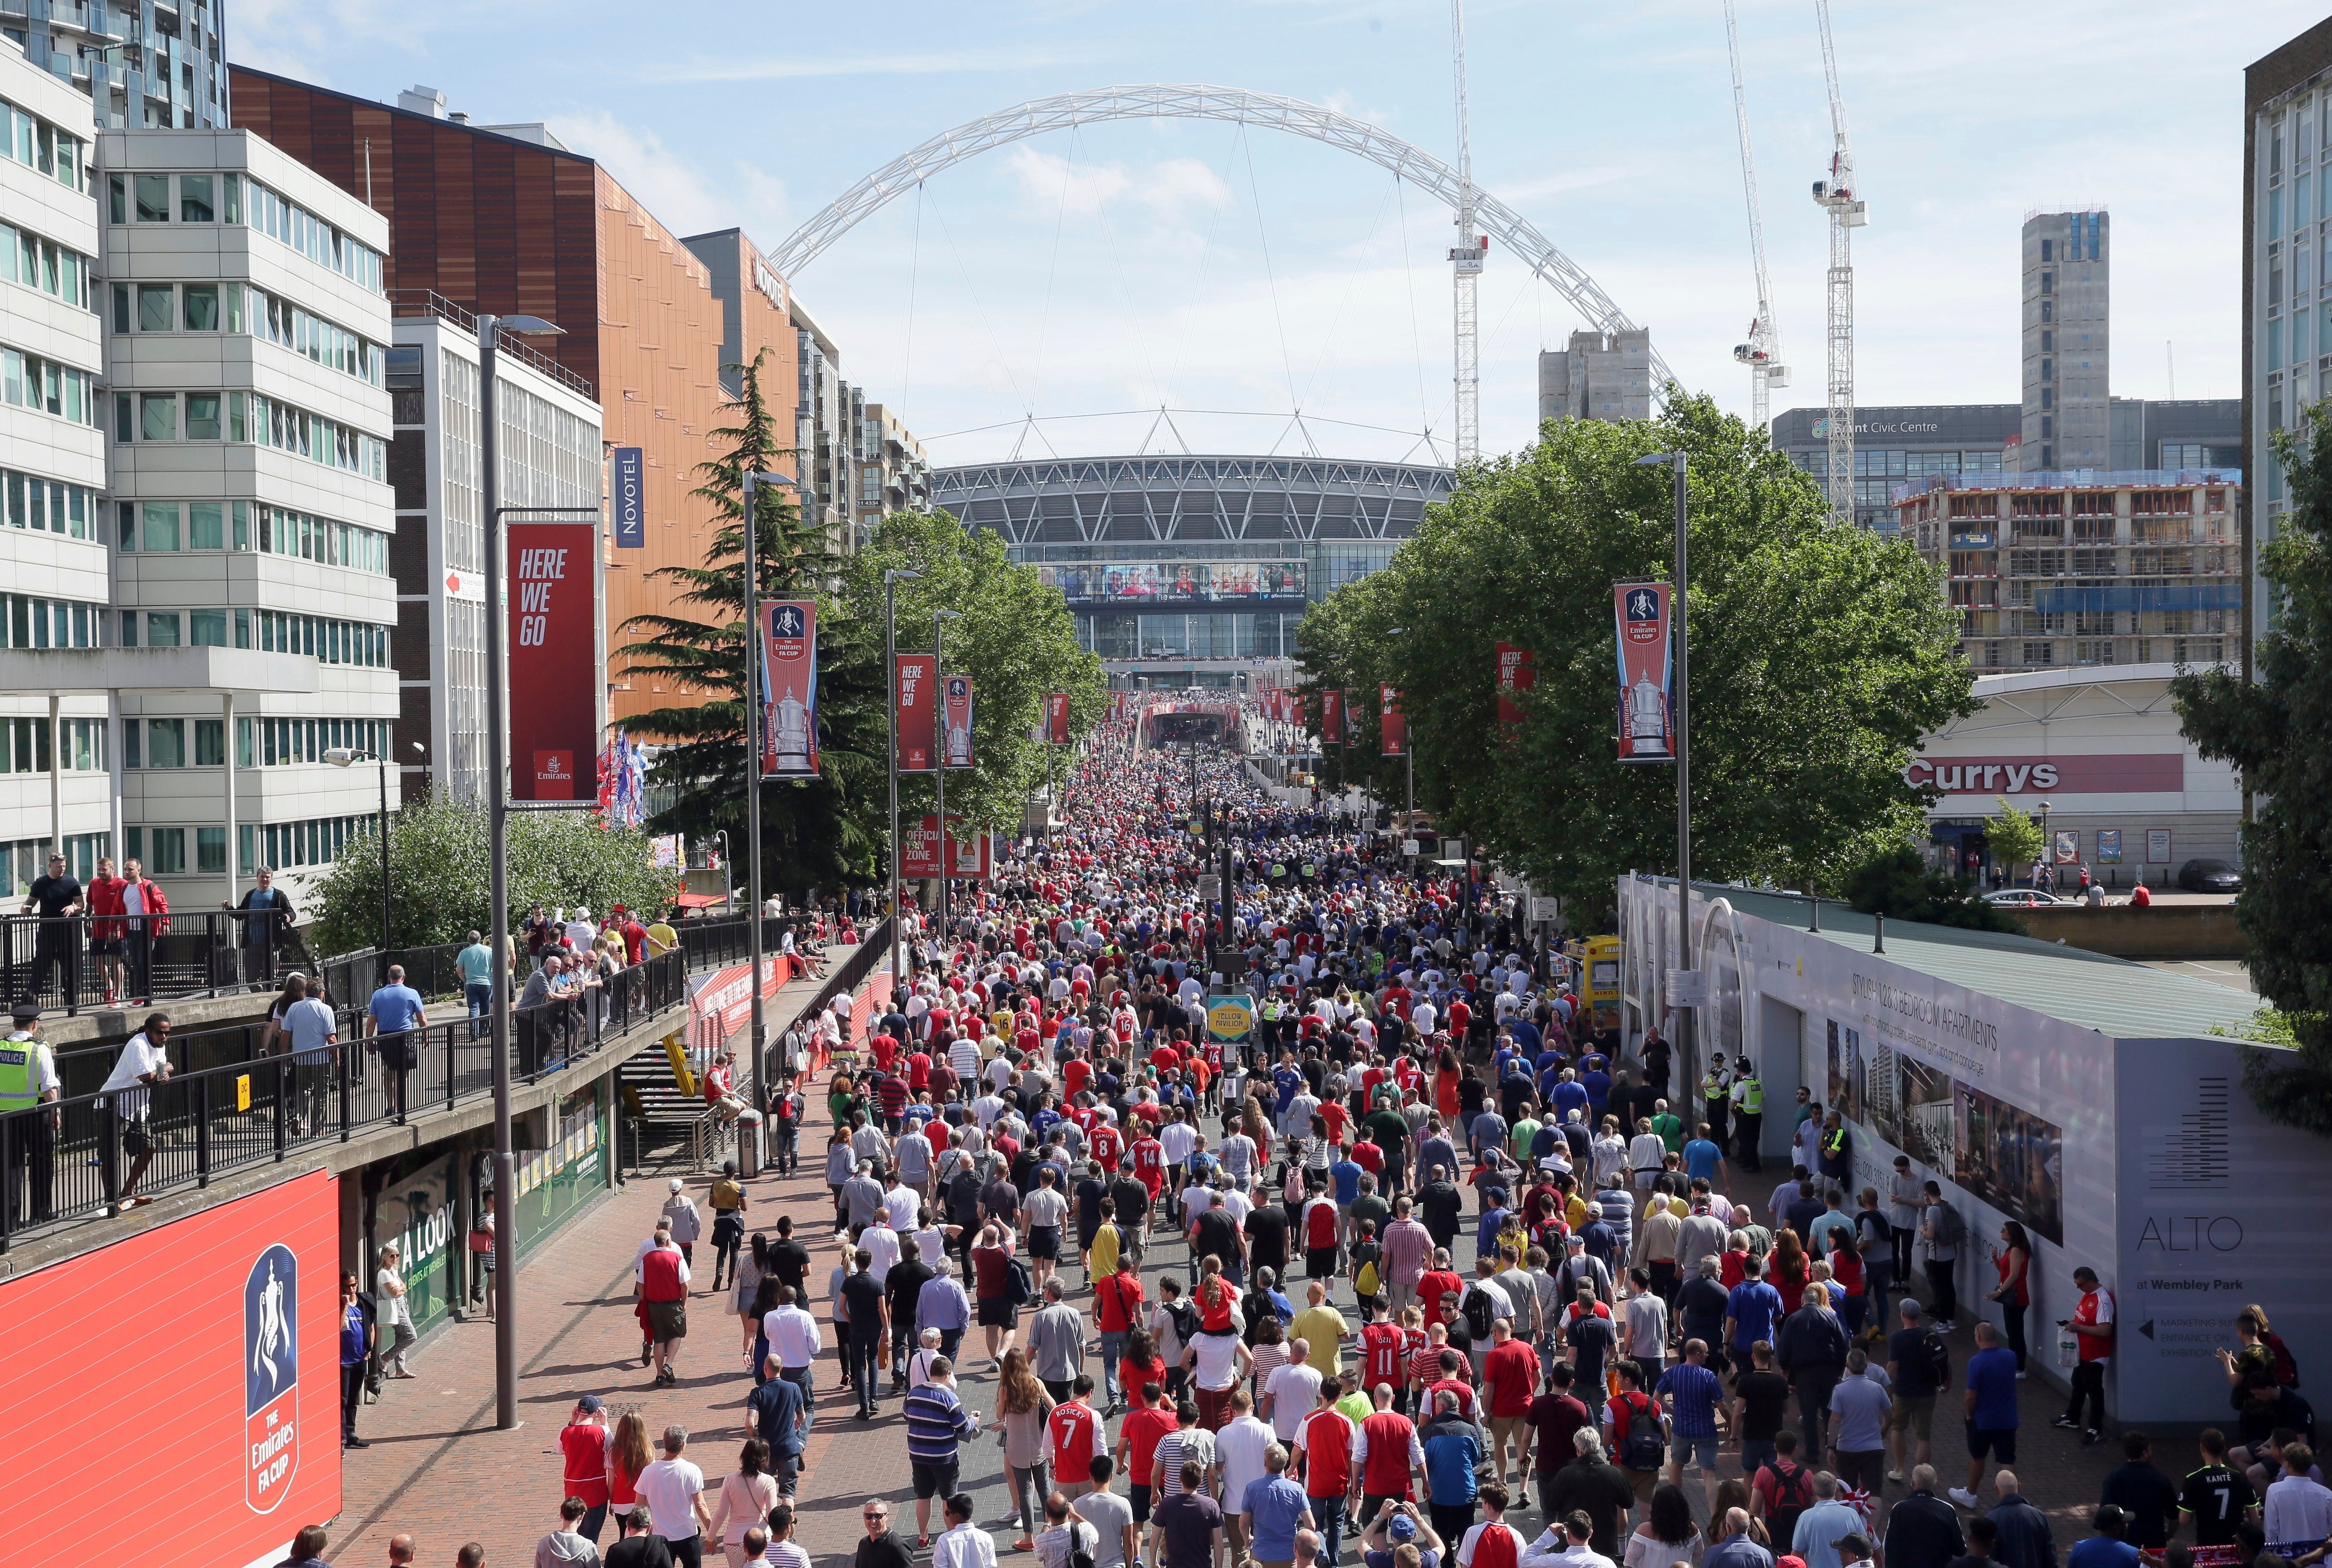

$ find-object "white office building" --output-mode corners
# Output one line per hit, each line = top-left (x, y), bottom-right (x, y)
(96, 123), (400, 912)
(0, 43), (112, 893)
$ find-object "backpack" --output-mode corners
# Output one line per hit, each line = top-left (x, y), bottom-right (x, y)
(1004, 1254), (1036, 1307)
(1928, 1202), (1965, 1247)
(1354, 1247), (1383, 1299)
(1922, 1326), (1953, 1391)
(1616, 1391), (1665, 1472)
(1763, 1458), (1815, 1543)
(1461, 1283), (1498, 1341)
(1163, 1298), (1200, 1345)
(1066, 1520), (1098, 1568)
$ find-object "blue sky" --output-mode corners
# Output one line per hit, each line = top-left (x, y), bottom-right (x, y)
(234, 0), (2320, 466)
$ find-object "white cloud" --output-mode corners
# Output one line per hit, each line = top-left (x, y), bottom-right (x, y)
(542, 111), (790, 244)
(1003, 147), (1230, 223)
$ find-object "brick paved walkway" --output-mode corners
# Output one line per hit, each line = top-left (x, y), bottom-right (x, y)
(329, 1080), (2211, 1567)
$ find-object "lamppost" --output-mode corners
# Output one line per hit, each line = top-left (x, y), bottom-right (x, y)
(933, 608), (961, 948)
(711, 829), (733, 915)
(324, 740), (425, 951)
(2035, 798), (2053, 891)
(884, 567), (921, 987)
(477, 309), (574, 1433)
(1632, 451), (1695, 1094)
(737, 469), (791, 1082)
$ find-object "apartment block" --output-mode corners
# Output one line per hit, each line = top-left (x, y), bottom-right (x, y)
(0, 42), (111, 892)
(387, 307), (604, 806)
(0, 0), (227, 131)
(2015, 208), (2111, 472)
(854, 399), (930, 534)
(230, 71), (803, 727)
(97, 125), (400, 909)
(1537, 328), (1654, 425)
(792, 295), (853, 551)
(1896, 470), (2240, 675)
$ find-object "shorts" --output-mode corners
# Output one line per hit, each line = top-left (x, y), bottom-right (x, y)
(1673, 1435), (1720, 1471)
(377, 1038), (414, 1071)
(90, 938), (124, 956)
(1029, 1225), (1060, 1261)
(1965, 1421), (2017, 1463)
(977, 1298), (1019, 1329)
(1890, 1392), (1936, 1439)
(121, 1119), (152, 1158)
(646, 1298), (687, 1344)
(912, 1460), (960, 1499)
(1130, 1482), (1154, 1524)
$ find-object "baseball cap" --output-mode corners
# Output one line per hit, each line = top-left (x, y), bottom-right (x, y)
(1835, 1535), (1873, 1559)
(576, 1394), (605, 1414)
(1389, 1515), (1419, 1543)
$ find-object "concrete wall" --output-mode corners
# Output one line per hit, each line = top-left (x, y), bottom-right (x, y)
(2017, 902), (2248, 959)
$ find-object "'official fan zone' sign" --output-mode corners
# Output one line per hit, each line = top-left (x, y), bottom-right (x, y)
(1614, 581), (1676, 762)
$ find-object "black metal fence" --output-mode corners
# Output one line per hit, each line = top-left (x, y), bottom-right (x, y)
(0, 947), (690, 1253)
(0, 911), (312, 1015)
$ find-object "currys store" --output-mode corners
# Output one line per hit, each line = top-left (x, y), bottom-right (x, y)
(1914, 664), (2241, 888)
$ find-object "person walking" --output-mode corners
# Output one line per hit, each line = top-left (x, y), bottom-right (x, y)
(559, 1395), (614, 1544)
(662, 1178), (704, 1269)
(1985, 1472), (2058, 1568)
(1952, 1322), (2020, 1509)
(2054, 1265), (2116, 1447)
(638, 1225), (692, 1387)
(905, 1361), (983, 1548)
(458, 930), (495, 1040)
(744, 1356), (808, 1498)
(365, 964), (428, 1122)
(706, 1440), (783, 1568)
(637, 1426), (712, 1568)
(537, 1496), (603, 1568)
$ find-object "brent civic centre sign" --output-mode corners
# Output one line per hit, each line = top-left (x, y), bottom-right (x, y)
(1904, 753), (2184, 796)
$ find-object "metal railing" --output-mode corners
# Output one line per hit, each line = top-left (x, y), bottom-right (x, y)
(388, 289), (599, 400)
(0, 911), (313, 1016)
(0, 948), (689, 1253)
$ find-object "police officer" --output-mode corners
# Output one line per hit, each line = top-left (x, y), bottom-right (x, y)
(1729, 1055), (1764, 1172)
(1699, 1058), (1733, 1150)
(0, 998), (62, 1230)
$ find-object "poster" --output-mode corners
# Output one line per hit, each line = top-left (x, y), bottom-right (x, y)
(1496, 642), (1537, 732)
(1046, 692), (1070, 745)
(1379, 684), (1406, 757)
(611, 447), (644, 548)
(2148, 828), (2172, 863)
(760, 599), (818, 778)
(2054, 830), (2081, 865)
(1321, 688), (1345, 746)
(507, 523), (599, 800)
(2097, 829), (2122, 864)
(901, 815), (992, 879)
(895, 654), (936, 773)
(942, 674), (974, 768)
(1613, 581), (1676, 762)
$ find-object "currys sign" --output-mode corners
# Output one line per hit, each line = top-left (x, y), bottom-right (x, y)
(1904, 754), (2184, 797)
(244, 1243), (301, 1512)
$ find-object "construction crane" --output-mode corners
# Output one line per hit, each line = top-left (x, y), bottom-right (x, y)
(1723, 0), (1787, 436)
(1449, 0), (1485, 466)
(1811, 0), (1866, 522)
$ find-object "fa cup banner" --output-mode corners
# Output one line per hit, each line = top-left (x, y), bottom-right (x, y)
(1379, 685), (1406, 757)
(1046, 692), (1071, 744)
(942, 674), (975, 769)
(1614, 581), (1676, 762)
(1496, 642), (1536, 733)
(760, 600), (818, 778)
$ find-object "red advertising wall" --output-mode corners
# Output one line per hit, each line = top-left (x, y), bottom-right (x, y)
(0, 1168), (342, 1563)
(509, 523), (600, 799)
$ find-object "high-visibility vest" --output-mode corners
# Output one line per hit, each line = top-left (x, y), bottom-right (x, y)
(1821, 1125), (1846, 1157)
(0, 1031), (45, 1111)
(1702, 1072), (1728, 1102)
(1737, 1075), (1764, 1114)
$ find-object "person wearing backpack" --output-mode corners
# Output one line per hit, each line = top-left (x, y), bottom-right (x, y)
(1887, 1298), (1949, 1479)
(1919, 1184), (1964, 1331)
(1752, 1430), (1817, 1551)
(1603, 1361), (1671, 1506)
(1459, 1264), (1511, 1380)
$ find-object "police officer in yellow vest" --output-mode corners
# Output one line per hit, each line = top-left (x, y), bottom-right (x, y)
(1729, 1054), (1765, 1173)
(1700, 1060), (1732, 1149)
(0, 998), (62, 1230)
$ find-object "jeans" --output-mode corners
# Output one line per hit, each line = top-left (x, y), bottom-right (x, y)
(1925, 1258), (1959, 1325)
(1100, 1329), (1130, 1404)
(1308, 1496), (1344, 1565)
(773, 1122), (799, 1173)
(466, 981), (493, 1039)
(2002, 1301), (2028, 1371)
(1866, 1258), (1893, 1331)
(1892, 1224), (1915, 1279)
(577, 1503), (607, 1544)
(341, 1360), (365, 1440)
(849, 1328), (882, 1411)
(1793, 1368), (1840, 1456)
(2065, 1359), (2106, 1432)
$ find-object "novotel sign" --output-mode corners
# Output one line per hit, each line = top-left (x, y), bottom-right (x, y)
(1904, 753), (2184, 796)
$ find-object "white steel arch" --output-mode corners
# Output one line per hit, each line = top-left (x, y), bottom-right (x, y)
(766, 83), (1679, 399)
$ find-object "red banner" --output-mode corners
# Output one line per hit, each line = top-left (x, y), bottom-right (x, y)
(761, 599), (818, 778)
(1496, 642), (1537, 732)
(1380, 684), (1406, 757)
(1046, 692), (1071, 744)
(508, 523), (598, 800)
(1615, 582), (1676, 762)
(902, 815), (993, 879)
(942, 673), (974, 768)
(1320, 688), (1345, 745)
(896, 653), (936, 772)
(688, 953), (807, 1050)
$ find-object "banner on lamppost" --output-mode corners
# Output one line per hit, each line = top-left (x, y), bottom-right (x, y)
(759, 600), (818, 778)
(1496, 642), (1537, 733)
(611, 447), (645, 548)
(942, 673), (974, 768)
(896, 654), (936, 772)
(1046, 692), (1071, 744)
(1613, 581), (1677, 763)
(902, 815), (993, 879)
(1320, 688), (1345, 745)
(508, 523), (598, 800)
(1379, 684), (1406, 757)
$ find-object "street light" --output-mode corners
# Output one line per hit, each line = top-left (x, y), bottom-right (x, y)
(1632, 450), (1696, 1097)
(933, 608), (962, 949)
(884, 568), (922, 989)
(2035, 798), (2053, 891)
(324, 741), (424, 952)
(711, 829), (733, 916)
(477, 310), (566, 1434)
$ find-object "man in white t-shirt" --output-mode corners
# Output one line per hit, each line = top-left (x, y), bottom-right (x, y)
(637, 1424), (710, 1558)
(98, 1012), (173, 1210)
(1263, 1338), (1323, 1441)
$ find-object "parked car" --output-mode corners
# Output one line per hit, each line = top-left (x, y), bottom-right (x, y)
(1983, 889), (2072, 907)
(2176, 858), (2243, 893)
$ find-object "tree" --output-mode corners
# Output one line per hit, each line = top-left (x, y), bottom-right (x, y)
(614, 351), (890, 895)
(309, 793), (670, 958)
(1840, 843), (2023, 932)
(1295, 391), (1976, 903)
(1983, 795), (2044, 875)
(2171, 407), (2332, 1134)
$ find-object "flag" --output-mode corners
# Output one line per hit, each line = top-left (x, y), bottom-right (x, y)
(1496, 642), (1536, 733)
(1380, 685), (1406, 757)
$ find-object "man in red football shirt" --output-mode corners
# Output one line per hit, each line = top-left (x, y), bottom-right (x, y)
(1480, 1318), (1541, 1488)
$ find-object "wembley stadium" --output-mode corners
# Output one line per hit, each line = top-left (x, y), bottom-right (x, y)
(933, 454), (1457, 674)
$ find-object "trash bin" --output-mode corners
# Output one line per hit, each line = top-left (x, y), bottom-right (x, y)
(735, 1111), (765, 1178)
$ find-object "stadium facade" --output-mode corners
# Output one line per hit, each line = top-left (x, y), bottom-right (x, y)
(932, 454), (1456, 681)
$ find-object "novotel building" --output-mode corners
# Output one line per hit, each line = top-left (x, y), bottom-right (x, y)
(1911, 663), (2241, 887)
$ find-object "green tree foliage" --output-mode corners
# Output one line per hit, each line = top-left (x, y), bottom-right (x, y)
(1983, 795), (2045, 873)
(1840, 843), (2022, 932)
(614, 351), (890, 894)
(837, 510), (1107, 838)
(1295, 392), (1975, 903)
(310, 793), (670, 959)
(2172, 410), (2332, 1134)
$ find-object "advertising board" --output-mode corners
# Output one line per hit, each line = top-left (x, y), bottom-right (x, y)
(507, 523), (599, 800)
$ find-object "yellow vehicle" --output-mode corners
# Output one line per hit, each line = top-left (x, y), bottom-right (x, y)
(1568, 934), (1624, 1045)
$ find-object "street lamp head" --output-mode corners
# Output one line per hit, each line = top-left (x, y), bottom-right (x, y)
(1632, 451), (1684, 467)
(410, 742), (427, 757)
(742, 470), (789, 485)
(887, 568), (923, 584)
(322, 747), (366, 767)
(934, 608), (962, 623)
(497, 315), (564, 337)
